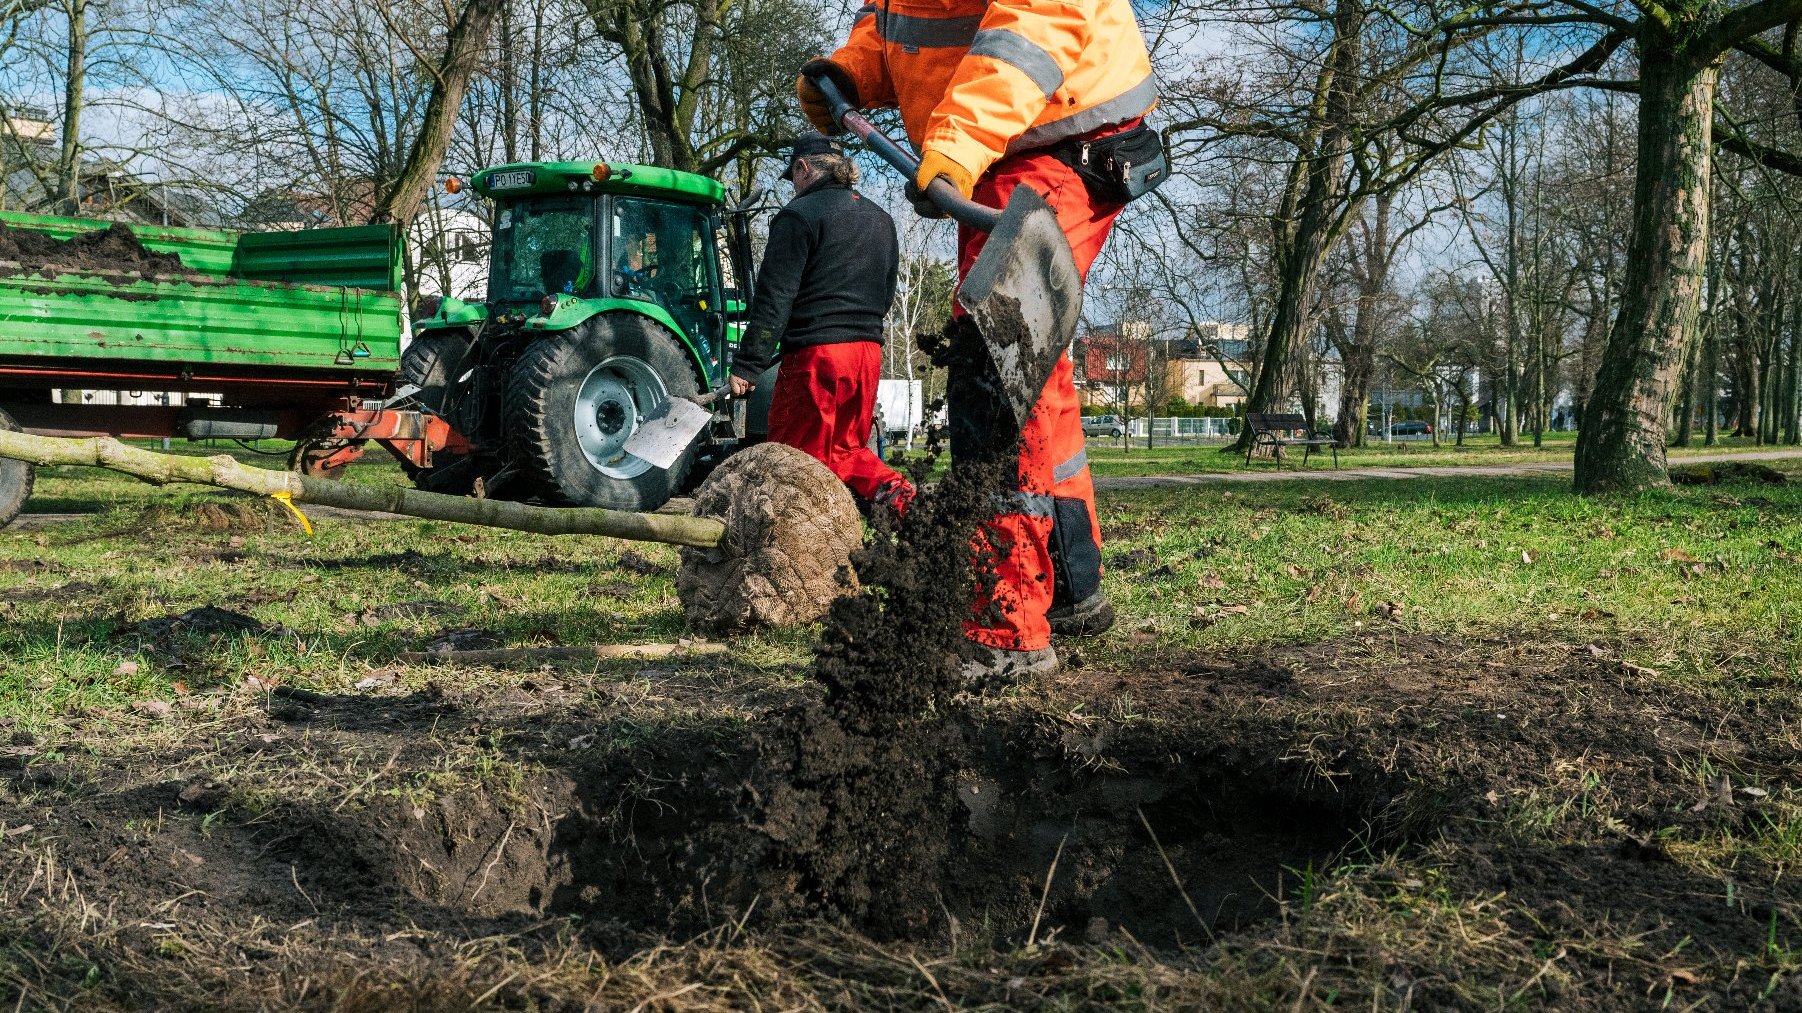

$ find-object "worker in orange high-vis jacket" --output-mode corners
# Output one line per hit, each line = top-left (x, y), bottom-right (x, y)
(798, 0), (1162, 682)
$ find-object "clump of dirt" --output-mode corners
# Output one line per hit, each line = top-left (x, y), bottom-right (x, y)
(1670, 461), (1788, 485)
(130, 605), (288, 645)
(678, 443), (864, 631)
(0, 219), (195, 278)
(139, 497), (291, 532)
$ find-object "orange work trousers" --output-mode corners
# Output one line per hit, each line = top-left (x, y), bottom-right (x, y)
(953, 146), (1123, 651)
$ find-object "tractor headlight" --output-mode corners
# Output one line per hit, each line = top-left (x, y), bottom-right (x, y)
(540, 295), (558, 317)
(415, 294), (443, 320)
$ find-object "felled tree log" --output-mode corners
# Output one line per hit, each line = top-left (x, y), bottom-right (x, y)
(0, 431), (725, 548)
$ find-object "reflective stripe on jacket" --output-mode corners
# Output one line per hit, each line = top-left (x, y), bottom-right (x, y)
(830, 0), (1156, 183)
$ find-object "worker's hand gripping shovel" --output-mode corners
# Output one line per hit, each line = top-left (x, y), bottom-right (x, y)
(807, 70), (1084, 429)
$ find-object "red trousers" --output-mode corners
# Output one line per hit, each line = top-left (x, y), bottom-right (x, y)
(955, 147), (1122, 651)
(767, 341), (910, 504)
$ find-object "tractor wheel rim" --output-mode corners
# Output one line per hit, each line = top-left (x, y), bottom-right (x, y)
(574, 354), (668, 480)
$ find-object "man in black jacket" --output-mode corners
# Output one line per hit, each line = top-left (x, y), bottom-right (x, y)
(729, 133), (912, 509)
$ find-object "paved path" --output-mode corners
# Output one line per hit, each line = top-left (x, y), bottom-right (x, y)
(1093, 448), (1802, 491)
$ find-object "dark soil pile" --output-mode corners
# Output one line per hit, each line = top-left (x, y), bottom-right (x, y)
(0, 219), (194, 277)
(749, 447), (996, 933)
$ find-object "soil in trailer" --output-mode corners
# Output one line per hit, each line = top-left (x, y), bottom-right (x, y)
(0, 220), (197, 278)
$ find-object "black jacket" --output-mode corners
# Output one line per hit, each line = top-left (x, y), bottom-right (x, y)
(731, 179), (899, 382)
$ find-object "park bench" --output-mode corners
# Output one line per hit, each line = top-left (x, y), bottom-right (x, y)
(1245, 413), (1339, 469)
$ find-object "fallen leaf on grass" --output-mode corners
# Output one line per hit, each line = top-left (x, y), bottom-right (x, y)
(1738, 786), (1770, 798)
(353, 670), (398, 692)
(1521, 551), (1536, 564)
(568, 733), (596, 750)
(1658, 547), (1700, 563)
(130, 700), (172, 720)
(1343, 591), (1361, 612)
(1577, 609), (1615, 621)
(1619, 662), (1660, 679)
(1285, 563), (1307, 579)
(1198, 572), (1226, 590)
(1377, 601), (1405, 620)
(112, 661), (139, 677)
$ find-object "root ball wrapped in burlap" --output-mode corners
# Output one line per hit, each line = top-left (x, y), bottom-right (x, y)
(677, 442), (863, 631)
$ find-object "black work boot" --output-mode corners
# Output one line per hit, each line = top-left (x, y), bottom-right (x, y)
(1048, 592), (1116, 638)
(959, 644), (1059, 691)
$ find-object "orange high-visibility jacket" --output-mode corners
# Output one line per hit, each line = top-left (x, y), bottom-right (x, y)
(827, 0), (1157, 184)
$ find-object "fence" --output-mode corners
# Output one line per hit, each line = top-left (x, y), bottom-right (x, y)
(1123, 416), (1237, 442)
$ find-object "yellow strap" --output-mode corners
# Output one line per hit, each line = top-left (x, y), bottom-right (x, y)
(271, 490), (314, 536)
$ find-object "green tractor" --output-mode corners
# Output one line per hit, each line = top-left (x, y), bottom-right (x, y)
(406, 161), (774, 511)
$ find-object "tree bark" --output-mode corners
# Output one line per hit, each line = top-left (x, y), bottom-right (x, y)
(372, 0), (505, 226)
(1575, 37), (1718, 494)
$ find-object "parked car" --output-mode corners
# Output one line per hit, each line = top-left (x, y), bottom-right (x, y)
(1083, 414), (1125, 437)
(1390, 420), (1433, 436)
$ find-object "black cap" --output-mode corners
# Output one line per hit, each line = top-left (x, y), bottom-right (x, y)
(781, 132), (844, 181)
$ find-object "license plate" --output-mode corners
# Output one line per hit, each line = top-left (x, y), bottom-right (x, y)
(489, 169), (535, 190)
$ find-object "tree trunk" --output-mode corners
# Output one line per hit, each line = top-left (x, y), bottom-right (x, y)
(372, 0), (505, 226)
(1575, 42), (1717, 494)
(56, 0), (87, 216)
(1230, 0), (1362, 455)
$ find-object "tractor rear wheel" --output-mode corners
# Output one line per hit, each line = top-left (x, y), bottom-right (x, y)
(401, 329), (478, 495)
(505, 314), (701, 511)
(0, 408), (34, 528)
(399, 329), (470, 413)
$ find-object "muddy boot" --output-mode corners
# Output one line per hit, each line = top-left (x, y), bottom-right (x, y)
(1048, 592), (1115, 638)
(960, 644), (1059, 691)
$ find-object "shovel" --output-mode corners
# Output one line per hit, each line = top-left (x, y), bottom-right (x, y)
(621, 388), (724, 471)
(807, 72), (1084, 429)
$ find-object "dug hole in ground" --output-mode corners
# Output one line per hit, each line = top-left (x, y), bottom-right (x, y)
(4, 440), (1802, 1010)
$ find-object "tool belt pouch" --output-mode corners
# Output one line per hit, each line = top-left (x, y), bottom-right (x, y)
(1060, 122), (1170, 204)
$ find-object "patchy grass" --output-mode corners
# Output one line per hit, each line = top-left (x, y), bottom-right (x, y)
(1082, 461), (1802, 688)
(1, 448), (1801, 1010)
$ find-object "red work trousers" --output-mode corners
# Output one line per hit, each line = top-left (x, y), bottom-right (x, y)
(955, 147), (1123, 652)
(767, 340), (910, 505)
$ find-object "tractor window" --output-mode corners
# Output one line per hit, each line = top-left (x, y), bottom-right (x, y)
(610, 197), (719, 366)
(489, 197), (595, 302)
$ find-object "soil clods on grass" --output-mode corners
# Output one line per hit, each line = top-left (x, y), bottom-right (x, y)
(7, 634), (1802, 1009)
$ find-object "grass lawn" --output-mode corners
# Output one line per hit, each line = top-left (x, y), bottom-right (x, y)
(0, 448), (1800, 1009)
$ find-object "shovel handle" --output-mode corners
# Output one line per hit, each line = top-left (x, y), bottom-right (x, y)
(807, 72), (1002, 233)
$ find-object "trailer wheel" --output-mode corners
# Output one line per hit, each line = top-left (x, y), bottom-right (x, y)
(399, 330), (470, 413)
(505, 315), (700, 511)
(0, 408), (35, 528)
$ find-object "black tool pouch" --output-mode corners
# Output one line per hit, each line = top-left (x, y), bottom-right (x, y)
(1059, 121), (1170, 204)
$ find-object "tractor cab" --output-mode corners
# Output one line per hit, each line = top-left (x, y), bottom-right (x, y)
(408, 162), (769, 513)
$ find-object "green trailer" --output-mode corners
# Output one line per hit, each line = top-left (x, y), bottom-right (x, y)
(0, 211), (413, 523)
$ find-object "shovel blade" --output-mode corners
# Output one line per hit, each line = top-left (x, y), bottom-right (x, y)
(620, 396), (713, 471)
(957, 185), (1084, 429)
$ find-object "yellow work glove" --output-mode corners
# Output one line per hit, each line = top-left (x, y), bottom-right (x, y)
(797, 59), (856, 135)
(916, 151), (976, 201)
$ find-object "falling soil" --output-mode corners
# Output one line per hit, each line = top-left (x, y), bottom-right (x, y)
(0, 219), (196, 278)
